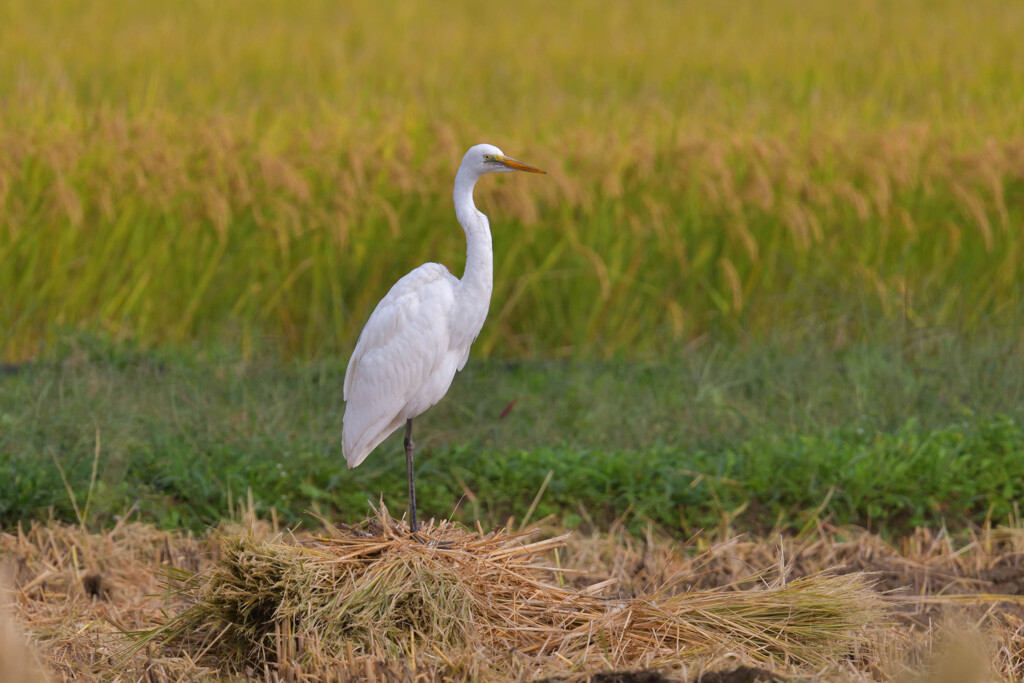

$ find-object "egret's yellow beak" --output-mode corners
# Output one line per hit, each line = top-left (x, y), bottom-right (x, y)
(497, 155), (546, 174)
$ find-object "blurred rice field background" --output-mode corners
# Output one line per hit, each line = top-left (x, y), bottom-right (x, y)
(3, 0), (1023, 361)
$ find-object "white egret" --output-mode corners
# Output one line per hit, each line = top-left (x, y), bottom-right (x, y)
(342, 143), (545, 534)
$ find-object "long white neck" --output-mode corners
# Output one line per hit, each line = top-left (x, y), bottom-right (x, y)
(451, 166), (494, 335)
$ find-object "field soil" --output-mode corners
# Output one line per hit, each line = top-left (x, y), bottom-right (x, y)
(1, 514), (1021, 682)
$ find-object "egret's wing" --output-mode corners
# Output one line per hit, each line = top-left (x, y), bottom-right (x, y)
(456, 335), (477, 371)
(342, 263), (457, 467)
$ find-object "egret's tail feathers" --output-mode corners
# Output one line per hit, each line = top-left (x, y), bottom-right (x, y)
(343, 414), (405, 469)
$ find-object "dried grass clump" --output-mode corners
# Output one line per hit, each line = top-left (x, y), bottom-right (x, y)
(563, 520), (1024, 682)
(0, 520), (210, 681)
(139, 507), (885, 679)
(3, 514), (1024, 680)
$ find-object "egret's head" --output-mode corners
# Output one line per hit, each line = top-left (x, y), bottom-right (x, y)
(462, 143), (546, 176)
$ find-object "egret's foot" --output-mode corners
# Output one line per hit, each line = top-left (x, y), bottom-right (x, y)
(408, 533), (453, 548)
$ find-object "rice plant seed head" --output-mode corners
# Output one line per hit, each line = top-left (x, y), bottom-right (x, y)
(342, 143), (546, 535)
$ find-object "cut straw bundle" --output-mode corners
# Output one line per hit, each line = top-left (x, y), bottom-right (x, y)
(134, 507), (885, 679)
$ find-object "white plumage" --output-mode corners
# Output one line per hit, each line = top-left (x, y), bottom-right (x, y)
(343, 264), (460, 467)
(342, 143), (545, 533)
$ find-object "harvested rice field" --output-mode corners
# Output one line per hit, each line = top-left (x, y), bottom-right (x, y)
(1, 506), (1022, 681)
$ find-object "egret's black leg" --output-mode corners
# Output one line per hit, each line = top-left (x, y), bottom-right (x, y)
(404, 418), (418, 535)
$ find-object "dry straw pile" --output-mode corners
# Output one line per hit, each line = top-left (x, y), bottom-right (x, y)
(2, 508), (1023, 680)
(134, 506), (884, 680)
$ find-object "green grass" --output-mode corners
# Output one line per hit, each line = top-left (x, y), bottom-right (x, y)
(2, 0), (1024, 360)
(2, 332), (1021, 535)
